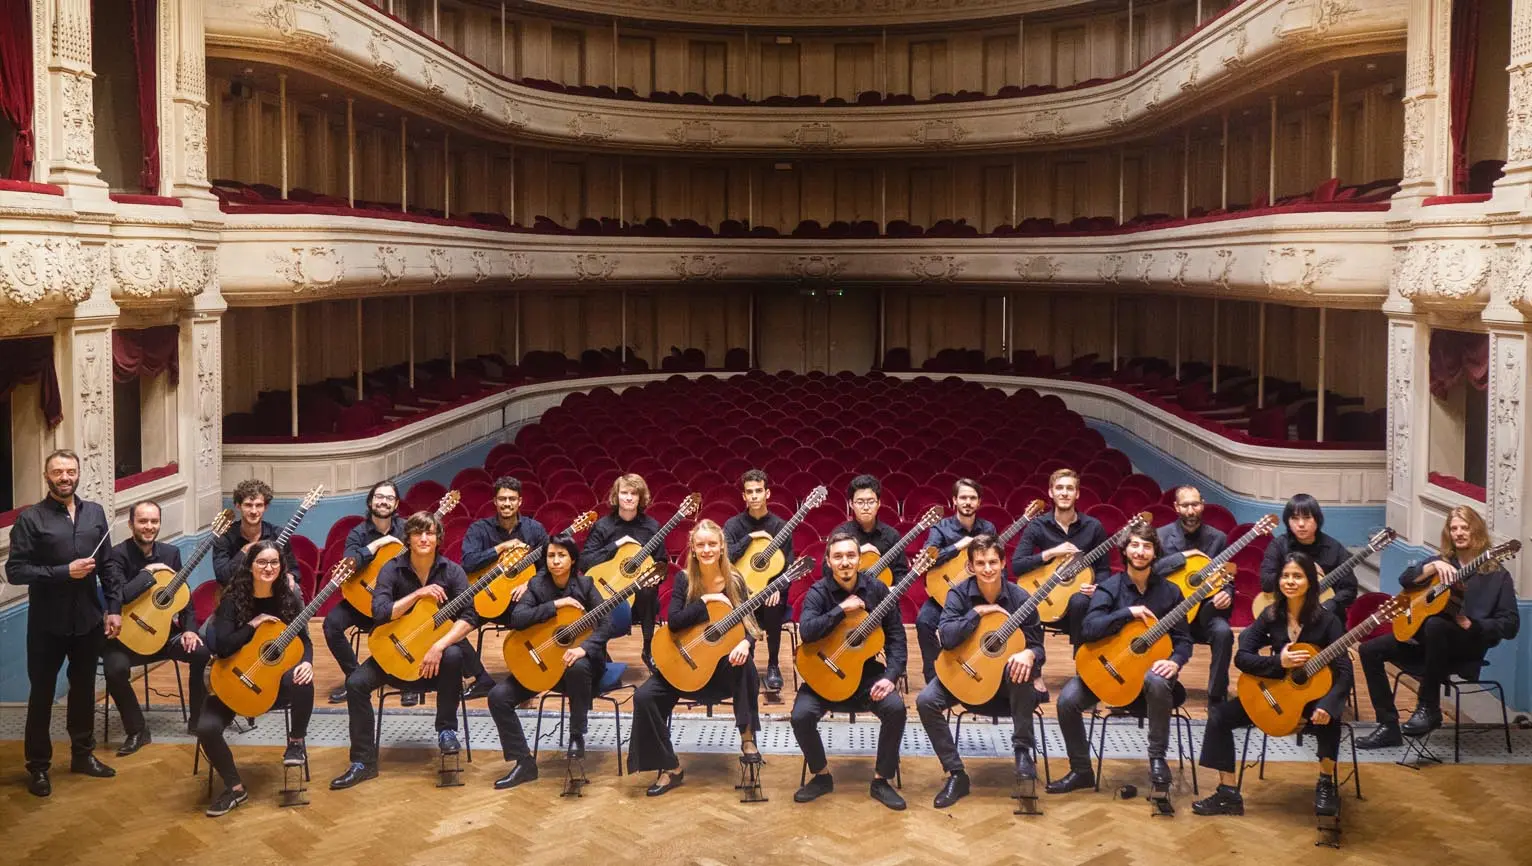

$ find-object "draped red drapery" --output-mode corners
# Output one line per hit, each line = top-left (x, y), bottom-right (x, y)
(1449, 0), (1481, 194)
(0, 337), (63, 428)
(128, 0), (161, 193)
(0, 0), (35, 180)
(112, 325), (180, 385)
(1428, 330), (1488, 399)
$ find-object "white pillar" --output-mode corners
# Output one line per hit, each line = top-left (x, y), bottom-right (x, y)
(179, 289), (228, 526)
(620, 289), (628, 366)
(1111, 296), (1119, 371)
(1220, 111), (1229, 209)
(1126, 0), (1135, 69)
(43, 0), (109, 201)
(1268, 95), (1278, 201)
(408, 296), (416, 387)
(1174, 298), (1182, 379)
(289, 304), (299, 436)
(346, 97), (355, 207)
(1181, 129), (1191, 218)
(168, 0), (217, 210)
(355, 298), (364, 398)
(57, 293), (120, 509)
(1117, 149), (1125, 224)
(1256, 302), (1267, 408)
(279, 74), (289, 199)
(443, 131), (451, 216)
(400, 116), (408, 213)
(500, 3), (507, 74)
(1211, 299), (1220, 393)
(1316, 308), (1327, 442)
(1329, 70), (1341, 179)
(449, 293), (456, 377)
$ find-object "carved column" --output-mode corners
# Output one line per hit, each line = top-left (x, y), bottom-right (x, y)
(167, 0), (217, 212)
(1500, 0), (1532, 212)
(1396, 0), (1453, 207)
(1382, 299), (1431, 543)
(44, 0), (109, 203)
(1485, 269), (1531, 593)
(54, 287), (119, 513)
(178, 289), (227, 532)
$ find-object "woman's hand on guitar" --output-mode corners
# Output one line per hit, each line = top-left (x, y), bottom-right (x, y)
(562, 646), (587, 666)
(1280, 646), (1311, 668)
(701, 593), (733, 607)
(1309, 707), (1331, 725)
(510, 585), (529, 603)
(766, 592), (781, 606)
(419, 644), (445, 679)
(554, 597), (585, 611)
(292, 662), (314, 686)
(247, 613), (281, 629)
(728, 640), (751, 666)
(1006, 649), (1037, 684)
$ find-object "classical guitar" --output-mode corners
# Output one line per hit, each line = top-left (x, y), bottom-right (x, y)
(1239, 594), (1409, 736)
(923, 499), (1046, 607)
(368, 545), (522, 681)
(473, 510), (599, 620)
(502, 563), (667, 693)
(117, 509), (235, 655)
(1016, 512), (1152, 624)
(737, 486), (828, 593)
(1075, 563), (1235, 707)
(587, 493), (702, 599)
(1162, 514), (1278, 622)
(652, 556), (815, 692)
(1249, 527), (1397, 620)
(208, 557), (356, 717)
(1392, 540), (1521, 641)
(797, 549), (937, 703)
(859, 506), (944, 587)
(274, 484), (326, 551)
(340, 490), (461, 613)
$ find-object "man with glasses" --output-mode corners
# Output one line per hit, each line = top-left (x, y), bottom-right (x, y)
(322, 481), (406, 704)
(824, 475), (908, 592)
(1153, 485), (1231, 707)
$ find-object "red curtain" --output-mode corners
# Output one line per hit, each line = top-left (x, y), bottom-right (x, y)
(112, 325), (179, 385)
(1428, 330), (1488, 398)
(1449, 0), (1481, 194)
(0, 0), (35, 180)
(128, 0), (160, 193)
(0, 337), (63, 428)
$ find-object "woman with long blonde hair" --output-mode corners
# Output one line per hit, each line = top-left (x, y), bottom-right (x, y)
(627, 519), (763, 795)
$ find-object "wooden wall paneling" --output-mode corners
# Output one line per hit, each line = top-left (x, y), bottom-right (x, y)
(756, 289), (810, 373)
(828, 289), (879, 372)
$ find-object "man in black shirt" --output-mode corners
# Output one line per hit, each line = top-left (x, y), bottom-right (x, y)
(461, 476), (550, 581)
(211, 479), (296, 588)
(100, 500), (211, 755)
(826, 475), (908, 587)
(915, 479), (995, 684)
(5, 449), (116, 796)
(582, 473), (661, 666)
(723, 470), (792, 692)
(322, 481), (405, 703)
(1259, 494), (1352, 621)
(791, 531), (907, 810)
(1154, 485), (1232, 706)
(1012, 468), (1110, 645)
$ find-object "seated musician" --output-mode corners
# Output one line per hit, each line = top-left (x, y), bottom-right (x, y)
(211, 479), (297, 588)
(196, 542), (313, 817)
(1358, 506), (1521, 746)
(486, 532), (611, 790)
(100, 500), (209, 755)
(1012, 468), (1108, 647)
(1193, 552), (1348, 818)
(627, 520), (761, 795)
(916, 535), (1044, 809)
(1154, 485), (1233, 707)
(826, 474), (907, 587)
(322, 481), (405, 704)
(723, 469), (791, 693)
(459, 475), (549, 697)
(1050, 525), (1189, 795)
(914, 479), (996, 685)
(1259, 494), (1352, 622)
(330, 512), (475, 790)
(791, 531), (908, 811)
(582, 473), (661, 668)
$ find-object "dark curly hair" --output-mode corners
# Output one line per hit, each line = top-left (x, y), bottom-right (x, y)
(226, 540), (301, 626)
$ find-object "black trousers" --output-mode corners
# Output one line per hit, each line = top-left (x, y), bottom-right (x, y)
(321, 600), (372, 677)
(631, 585), (659, 653)
(487, 657), (598, 762)
(1062, 592), (1091, 645)
(1189, 612), (1235, 702)
(792, 662), (905, 780)
(915, 598), (943, 684)
(196, 673), (313, 790)
(758, 598), (787, 667)
(627, 661), (760, 774)
(916, 675), (1039, 775)
(1199, 697), (1339, 773)
(1359, 616), (1487, 723)
(1056, 673), (1185, 772)
(101, 636), (210, 735)
(25, 626), (105, 772)
(344, 644), (466, 765)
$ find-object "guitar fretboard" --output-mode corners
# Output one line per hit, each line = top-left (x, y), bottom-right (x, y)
(273, 497), (319, 550)
(625, 504), (692, 572)
(275, 576), (344, 653)
(1134, 568), (1226, 650)
(1304, 612), (1387, 677)
(1185, 523), (1269, 587)
(1319, 539), (1392, 592)
(755, 496), (820, 564)
(157, 533), (220, 601)
(848, 557), (930, 644)
(861, 517), (936, 581)
(997, 509), (1041, 546)
(557, 576), (647, 643)
(436, 546), (547, 627)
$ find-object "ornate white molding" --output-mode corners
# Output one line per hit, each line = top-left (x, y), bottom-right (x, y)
(270, 245), (346, 292)
(1391, 241), (1495, 308)
(1135, 252), (1156, 285)
(195, 325), (222, 473)
(784, 122), (844, 150)
(788, 255), (845, 281)
(908, 254), (966, 282)
(1014, 255), (1060, 282)
(107, 242), (217, 300)
(1099, 254), (1125, 284)
(909, 120), (969, 148)
(1168, 251), (1192, 287)
(1018, 110), (1067, 141)
(427, 247), (453, 284)
(1509, 65), (1532, 162)
(571, 253), (618, 281)
(73, 329), (114, 508)
(1387, 322), (1413, 494)
(376, 245), (407, 287)
(567, 112), (617, 141)
(0, 238), (99, 306)
(1263, 246), (1340, 295)
(60, 71), (95, 165)
(1221, 23), (1250, 67)
(257, 0), (335, 49)
(367, 30), (397, 76)
(1402, 97), (1427, 179)
(1488, 334), (1523, 531)
(666, 120), (731, 149)
(670, 254), (726, 281)
(1209, 249), (1236, 290)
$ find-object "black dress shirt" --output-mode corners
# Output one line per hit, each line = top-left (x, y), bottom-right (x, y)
(1153, 521), (1231, 619)
(4, 495), (111, 635)
(206, 586), (313, 661)
(936, 575), (1047, 676)
(1236, 609), (1351, 719)
(1011, 512), (1110, 581)
(101, 539), (186, 628)
(724, 510), (792, 563)
(1081, 570), (1193, 667)
(212, 520), (296, 587)
(667, 570), (757, 650)
(462, 515), (550, 573)
(509, 570), (613, 663)
(1259, 531), (1352, 616)
(821, 519), (908, 584)
(344, 516), (407, 572)
(798, 572), (907, 682)
(371, 551), (477, 628)
(1400, 556), (1521, 646)
(923, 516), (999, 567)
(581, 512), (661, 568)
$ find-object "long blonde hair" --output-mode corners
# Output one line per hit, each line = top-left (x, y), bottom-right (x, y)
(1440, 505), (1489, 562)
(683, 519), (762, 638)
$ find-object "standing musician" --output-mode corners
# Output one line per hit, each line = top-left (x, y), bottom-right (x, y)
(1193, 552), (1348, 818)
(486, 532), (611, 790)
(212, 479), (296, 588)
(322, 481), (405, 704)
(791, 531), (907, 811)
(723, 469), (792, 693)
(582, 473), (661, 668)
(1155, 485), (1232, 707)
(628, 520), (761, 796)
(1258, 494), (1351, 622)
(1050, 525), (1189, 795)
(196, 541), (314, 817)
(1357, 506), (1521, 746)
(459, 475), (548, 697)
(330, 512), (475, 790)
(914, 479), (996, 685)
(825, 475), (908, 587)
(100, 500), (210, 755)
(1012, 468), (1109, 646)
(6, 449), (116, 797)
(916, 535), (1044, 809)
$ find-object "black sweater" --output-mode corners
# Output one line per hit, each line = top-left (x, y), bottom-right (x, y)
(798, 573), (907, 682)
(508, 570), (613, 663)
(1236, 608), (1351, 719)
(206, 586), (313, 662)
(937, 576), (1046, 678)
(1400, 555), (1521, 646)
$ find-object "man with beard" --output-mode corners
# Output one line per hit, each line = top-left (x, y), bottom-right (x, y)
(1153, 486), (1232, 707)
(6, 450), (116, 797)
(914, 479), (996, 684)
(322, 481), (406, 704)
(458, 475), (548, 699)
(100, 500), (211, 754)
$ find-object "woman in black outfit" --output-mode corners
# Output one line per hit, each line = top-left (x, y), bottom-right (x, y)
(196, 541), (315, 817)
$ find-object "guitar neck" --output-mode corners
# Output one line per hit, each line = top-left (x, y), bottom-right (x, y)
(707, 575), (791, 639)
(164, 533), (220, 596)
(864, 522), (926, 578)
(1318, 546), (1376, 591)
(1191, 525), (1267, 580)
(759, 506), (812, 561)
(1141, 573), (1221, 645)
(851, 561), (927, 642)
(1305, 612), (1385, 676)
(563, 578), (643, 638)
(448, 547), (547, 624)
(275, 578), (340, 652)
(997, 513), (1036, 546)
(1058, 521), (1133, 582)
(629, 510), (687, 566)
(273, 502), (313, 550)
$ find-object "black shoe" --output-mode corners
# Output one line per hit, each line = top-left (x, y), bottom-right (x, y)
(1355, 722), (1402, 750)
(329, 762), (378, 789)
(27, 770), (50, 798)
(438, 730), (461, 755)
(116, 730), (151, 757)
(933, 771), (970, 809)
(1033, 682), (1051, 704)
(1148, 757), (1172, 787)
(463, 677), (495, 701)
(646, 769), (685, 797)
(1314, 774), (1340, 817)
(871, 778), (907, 811)
(399, 690), (421, 708)
(1045, 769), (1095, 795)
(1192, 784), (1245, 816)
(205, 786), (248, 817)
(642, 652), (657, 674)
(493, 760), (539, 790)
(764, 665), (784, 692)
(283, 739), (307, 767)
(567, 734), (585, 760)
(1401, 706), (1442, 737)
(1015, 750), (1037, 781)
(328, 685), (349, 704)
(70, 754), (116, 778)
(794, 772), (834, 803)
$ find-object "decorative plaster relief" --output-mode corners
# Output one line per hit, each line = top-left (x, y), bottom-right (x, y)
(788, 255), (844, 281)
(1099, 254), (1125, 284)
(271, 246), (345, 292)
(428, 247), (453, 284)
(376, 245), (407, 286)
(1490, 335), (1523, 528)
(908, 120), (969, 148)
(785, 122), (845, 150)
(907, 255), (966, 282)
(0, 238), (99, 305)
(571, 253), (617, 281)
(667, 120), (731, 149)
(671, 254), (726, 281)
(1391, 242), (1494, 306)
(1263, 246), (1340, 295)
(1014, 255), (1060, 282)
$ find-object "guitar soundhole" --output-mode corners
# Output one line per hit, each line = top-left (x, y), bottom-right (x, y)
(751, 555), (768, 571)
(1291, 671), (1310, 687)
(259, 642), (281, 665)
(981, 634), (1003, 657)
(846, 634), (865, 651)
(153, 591), (171, 609)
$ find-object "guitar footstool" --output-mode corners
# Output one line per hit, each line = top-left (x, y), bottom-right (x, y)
(437, 751), (465, 787)
(1147, 781), (1175, 817)
(736, 753), (767, 803)
(562, 756), (590, 798)
(1316, 810), (1342, 847)
(279, 763), (310, 808)
(1012, 774), (1042, 816)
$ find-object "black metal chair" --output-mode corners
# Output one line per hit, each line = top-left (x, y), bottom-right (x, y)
(99, 657), (187, 744)
(531, 661), (636, 775)
(1390, 660), (1513, 763)
(1237, 721), (1363, 799)
(1087, 702), (1199, 794)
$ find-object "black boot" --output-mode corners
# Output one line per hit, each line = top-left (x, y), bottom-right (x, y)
(329, 762), (378, 789)
(567, 733), (585, 760)
(1401, 706), (1442, 737)
(1045, 768), (1095, 794)
(1148, 757), (1172, 787)
(1314, 774), (1340, 817)
(116, 730), (152, 757)
(794, 772), (834, 803)
(1192, 784), (1245, 816)
(493, 760), (539, 790)
(1356, 721), (1402, 749)
(70, 754), (116, 778)
(27, 770), (50, 797)
(933, 771), (970, 808)
(1015, 749), (1037, 781)
(328, 684), (349, 704)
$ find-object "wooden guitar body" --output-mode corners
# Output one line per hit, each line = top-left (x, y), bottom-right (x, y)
(587, 541), (654, 599)
(471, 552), (536, 620)
(1076, 617), (1174, 707)
(1392, 582), (1450, 642)
(366, 597), (451, 681)
(922, 551), (970, 608)
(207, 621), (306, 717)
(650, 600), (746, 692)
(117, 564), (189, 656)
(1016, 557), (1090, 623)
(736, 540), (787, 594)
(795, 609), (885, 703)
(1236, 643), (1333, 737)
(932, 610), (1029, 706)
(502, 606), (588, 693)
(1162, 553), (1220, 623)
(858, 549), (894, 587)
(341, 540), (400, 612)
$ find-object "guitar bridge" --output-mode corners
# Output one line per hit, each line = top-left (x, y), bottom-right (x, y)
(1098, 656), (1125, 685)
(1259, 683), (1282, 713)
(960, 661), (980, 681)
(596, 577), (617, 595)
(677, 645), (698, 670)
(816, 652), (845, 680)
(128, 612), (156, 634)
(484, 586), (499, 601)
(233, 666), (262, 694)
(390, 634), (416, 664)
(525, 641), (546, 672)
